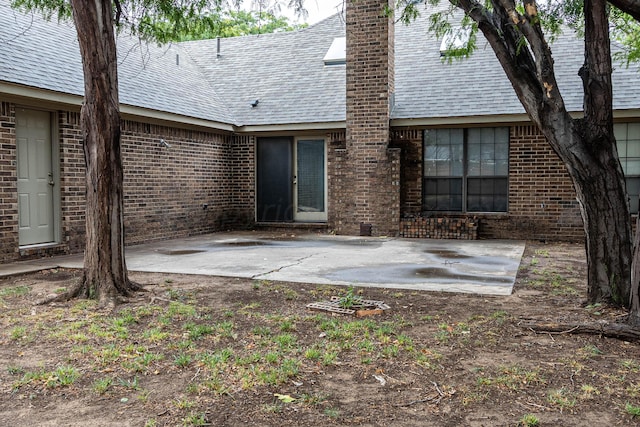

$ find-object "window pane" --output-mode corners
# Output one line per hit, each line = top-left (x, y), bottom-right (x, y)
(627, 140), (640, 158)
(626, 160), (640, 175)
(468, 128), (481, 145)
(627, 177), (640, 214)
(614, 123), (627, 141)
(467, 177), (508, 212)
(495, 127), (509, 143)
(618, 139), (628, 157)
(424, 129), (463, 177)
(629, 123), (640, 141)
(423, 178), (462, 211)
(495, 141), (509, 160)
(481, 127), (494, 144)
(451, 141), (463, 175)
(495, 159), (509, 176)
(467, 143), (480, 175)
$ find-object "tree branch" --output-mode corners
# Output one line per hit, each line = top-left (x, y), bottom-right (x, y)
(608, 0), (640, 22)
(521, 319), (640, 341)
(452, 0), (559, 127)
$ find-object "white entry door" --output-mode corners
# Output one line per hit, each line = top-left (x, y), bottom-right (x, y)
(294, 138), (327, 222)
(16, 109), (55, 246)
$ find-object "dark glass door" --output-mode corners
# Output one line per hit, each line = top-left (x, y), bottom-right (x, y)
(256, 137), (293, 222)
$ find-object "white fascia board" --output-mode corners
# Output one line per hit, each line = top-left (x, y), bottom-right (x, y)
(0, 82), (234, 132)
(613, 109), (640, 120)
(0, 82), (82, 108)
(235, 121), (347, 133)
(119, 106), (234, 132)
(391, 111), (589, 127)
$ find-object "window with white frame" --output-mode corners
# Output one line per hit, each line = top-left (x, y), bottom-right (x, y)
(614, 123), (640, 214)
(423, 127), (509, 212)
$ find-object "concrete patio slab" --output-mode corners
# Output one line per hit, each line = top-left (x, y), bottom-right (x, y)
(1, 232), (525, 295)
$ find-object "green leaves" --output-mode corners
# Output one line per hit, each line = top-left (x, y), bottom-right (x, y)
(11, 0), (305, 45)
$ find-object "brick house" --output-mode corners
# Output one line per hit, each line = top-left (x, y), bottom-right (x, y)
(1, 0), (640, 263)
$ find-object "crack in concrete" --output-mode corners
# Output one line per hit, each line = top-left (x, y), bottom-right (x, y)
(251, 254), (315, 279)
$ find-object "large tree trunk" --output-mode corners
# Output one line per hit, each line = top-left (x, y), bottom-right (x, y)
(69, 0), (140, 306)
(572, 0), (632, 306)
(563, 133), (632, 306)
(630, 216), (640, 326)
(455, 0), (632, 307)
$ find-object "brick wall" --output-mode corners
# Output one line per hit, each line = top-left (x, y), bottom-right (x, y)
(0, 102), (17, 262)
(229, 134), (255, 229)
(59, 111), (86, 255)
(485, 125), (583, 241)
(395, 124), (584, 242)
(0, 101), (252, 263)
(340, 0), (399, 236)
(120, 120), (236, 244)
(392, 129), (423, 216)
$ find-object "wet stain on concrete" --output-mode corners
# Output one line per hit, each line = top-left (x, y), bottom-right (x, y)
(216, 240), (274, 247)
(157, 249), (206, 256)
(412, 267), (513, 284)
(424, 249), (472, 259)
(325, 263), (515, 286)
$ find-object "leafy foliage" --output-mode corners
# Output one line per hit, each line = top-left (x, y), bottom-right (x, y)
(11, 0), (307, 44)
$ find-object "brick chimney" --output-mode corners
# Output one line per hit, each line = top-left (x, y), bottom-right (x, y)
(337, 0), (399, 236)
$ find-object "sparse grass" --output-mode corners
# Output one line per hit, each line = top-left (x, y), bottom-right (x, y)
(182, 412), (207, 426)
(92, 376), (113, 394)
(582, 344), (603, 357)
(13, 365), (80, 389)
(547, 388), (576, 409)
(0, 285), (31, 299)
(143, 327), (169, 343)
(435, 322), (470, 343)
(174, 353), (192, 368)
(7, 365), (24, 375)
(519, 413), (540, 427)
(118, 376), (141, 390)
(184, 322), (214, 340)
(10, 325), (27, 341)
(534, 249), (550, 257)
(1, 252), (636, 426)
(579, 384), (600, 399)
(626, 402), (640, 418)
(324, 408), (340, 419)
(476, 366), (545, 391)
(621, 359), (640, 373)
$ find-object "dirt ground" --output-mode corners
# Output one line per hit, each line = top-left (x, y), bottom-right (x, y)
(0, 241), (639, 427)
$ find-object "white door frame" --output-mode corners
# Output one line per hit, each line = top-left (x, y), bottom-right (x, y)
(16, 107), (60, 247)
(293, 137), (328, 222)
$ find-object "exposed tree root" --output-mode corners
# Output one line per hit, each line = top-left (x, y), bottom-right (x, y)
(35, 279), (146, 307)
(520, 318), (640, 342)
(35, 281), (85, 306)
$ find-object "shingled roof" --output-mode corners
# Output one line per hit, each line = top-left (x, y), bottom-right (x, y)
(1, 0), (639, 130)
(0, 1), (233, 125)
(180, 14), (346, 127)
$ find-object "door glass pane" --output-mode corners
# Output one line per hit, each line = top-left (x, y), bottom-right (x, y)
(297, 140), (325, 213)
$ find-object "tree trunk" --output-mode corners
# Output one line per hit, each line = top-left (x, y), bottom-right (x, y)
(454, 0), (632, 307)
(630, 215), (640, 326)
(69, 0), (140, 306)
(576, 0), (632, 306)
(563, 139), (632, 306)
